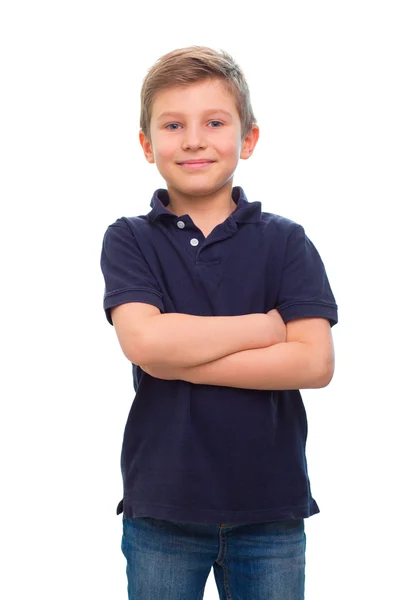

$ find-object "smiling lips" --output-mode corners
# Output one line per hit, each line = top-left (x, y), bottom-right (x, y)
(178, 159), (215, 169)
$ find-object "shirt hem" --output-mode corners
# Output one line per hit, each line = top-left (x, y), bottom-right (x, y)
(117, 499), (320, 525)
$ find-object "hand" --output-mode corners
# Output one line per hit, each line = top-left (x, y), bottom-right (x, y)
(265, 309), (287, 344)
(139, 363), (184, 381)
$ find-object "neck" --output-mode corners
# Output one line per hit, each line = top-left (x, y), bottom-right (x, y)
(166, 182), (236, 221)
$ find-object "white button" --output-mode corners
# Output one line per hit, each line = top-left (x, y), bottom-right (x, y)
(177, 220), (185, 229)
(190, 238), (199, 246)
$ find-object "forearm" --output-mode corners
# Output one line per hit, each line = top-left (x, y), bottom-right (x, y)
(143, 312), (279, 368)
(180, 342), (333, 390)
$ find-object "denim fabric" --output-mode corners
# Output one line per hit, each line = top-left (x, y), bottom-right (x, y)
(121, 516), (306, 599)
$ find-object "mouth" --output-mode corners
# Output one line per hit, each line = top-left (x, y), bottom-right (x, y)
(178, 160), (215, 169)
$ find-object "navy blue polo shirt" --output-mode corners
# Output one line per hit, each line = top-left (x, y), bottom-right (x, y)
(100, 186), (338, 525)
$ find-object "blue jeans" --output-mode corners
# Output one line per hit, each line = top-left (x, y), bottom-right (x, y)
(121, 516), (306, 599)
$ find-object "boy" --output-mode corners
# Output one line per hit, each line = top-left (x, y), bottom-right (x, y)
(100, 46), (338, 600)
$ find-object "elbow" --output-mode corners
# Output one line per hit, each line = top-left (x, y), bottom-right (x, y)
(318, 368), (334, 388)
(123, 333), (152, 366)
(312, 358), (335, 389)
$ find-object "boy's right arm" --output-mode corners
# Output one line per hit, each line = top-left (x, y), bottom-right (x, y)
(111, 304), (286, 369)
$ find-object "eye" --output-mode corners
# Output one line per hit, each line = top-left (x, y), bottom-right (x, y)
(208, 120), (223, 128)
(165, 123), (181, 131)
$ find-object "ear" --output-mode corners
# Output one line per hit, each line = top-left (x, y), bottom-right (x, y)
(240, 124), (260, 160)
(139, 130), (155, 164)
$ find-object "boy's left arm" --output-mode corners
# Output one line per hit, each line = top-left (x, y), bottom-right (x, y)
(141, 316), (335, 390)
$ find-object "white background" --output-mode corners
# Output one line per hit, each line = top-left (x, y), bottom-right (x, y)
(1, 1), (399, 598)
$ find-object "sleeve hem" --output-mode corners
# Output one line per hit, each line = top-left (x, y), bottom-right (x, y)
(277, 301), (338, 327)
(104, 289), (164, 325)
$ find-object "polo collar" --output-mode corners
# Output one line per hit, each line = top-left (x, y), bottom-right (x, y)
(148, 186), (261, 224)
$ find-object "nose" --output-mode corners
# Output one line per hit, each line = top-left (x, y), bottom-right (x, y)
(182, 123), (207, 150)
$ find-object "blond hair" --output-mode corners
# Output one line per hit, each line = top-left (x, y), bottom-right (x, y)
(140, 46), (257, 142)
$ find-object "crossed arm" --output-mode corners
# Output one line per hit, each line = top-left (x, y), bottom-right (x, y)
(139, 315), (335, 391)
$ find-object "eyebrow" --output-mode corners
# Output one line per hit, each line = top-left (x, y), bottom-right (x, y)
(155, 109), (233, 122)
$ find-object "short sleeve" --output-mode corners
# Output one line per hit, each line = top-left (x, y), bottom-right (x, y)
(276, 224), (338, 327)
(100, 222), (164, 325)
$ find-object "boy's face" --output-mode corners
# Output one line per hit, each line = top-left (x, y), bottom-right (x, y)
(140, 78), (258, 200)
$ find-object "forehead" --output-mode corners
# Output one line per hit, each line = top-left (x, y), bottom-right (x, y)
(151, 78), (239, 120)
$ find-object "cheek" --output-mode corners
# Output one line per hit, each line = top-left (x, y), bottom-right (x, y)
(215, 133), (241, 156)
(153, 137), (176, 161)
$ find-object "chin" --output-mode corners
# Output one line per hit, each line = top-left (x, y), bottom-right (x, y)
(167, 176), (234, 196)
